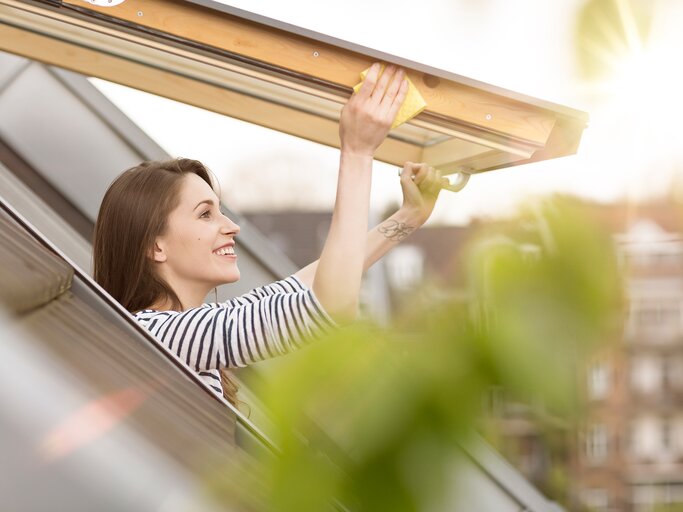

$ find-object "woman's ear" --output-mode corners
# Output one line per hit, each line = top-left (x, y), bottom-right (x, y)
(149, 239), (167, 263)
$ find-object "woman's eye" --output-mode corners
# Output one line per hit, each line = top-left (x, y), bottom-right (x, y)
(200, 210), (211, 218)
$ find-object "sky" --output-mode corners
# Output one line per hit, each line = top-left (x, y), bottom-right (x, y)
(90, 0), (683, 226)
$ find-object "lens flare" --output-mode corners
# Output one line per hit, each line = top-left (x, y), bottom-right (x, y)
(36, 379), (163, 464)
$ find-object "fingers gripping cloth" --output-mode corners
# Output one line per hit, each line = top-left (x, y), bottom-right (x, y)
(353, 64), (427, 129)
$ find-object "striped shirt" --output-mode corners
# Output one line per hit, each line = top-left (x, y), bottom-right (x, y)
(134, 274), (338, 396)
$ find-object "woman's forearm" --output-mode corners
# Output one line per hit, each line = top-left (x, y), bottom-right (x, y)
(295, 207), (424, 294)
(310, 151), (373, 324)
(365, 207), (423, 268)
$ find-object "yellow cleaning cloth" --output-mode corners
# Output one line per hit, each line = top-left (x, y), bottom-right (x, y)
(353, 64), (427, 129)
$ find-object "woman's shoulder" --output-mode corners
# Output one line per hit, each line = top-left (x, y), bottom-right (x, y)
(133, 308), (166, 316)
(133, 308), (178, 319)
(132, 274), (311, 317)
(133, 304), (214, 317)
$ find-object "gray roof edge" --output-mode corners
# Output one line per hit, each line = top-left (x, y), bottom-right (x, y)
(0, 194), (280, 455)
(186, 0), (588, 122)
(49, 66), (298, 279)
(459, 432), (566, 512)
(48, 66), (169, 161)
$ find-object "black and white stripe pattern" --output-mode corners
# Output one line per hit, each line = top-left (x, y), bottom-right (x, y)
(134, 275), (337, 395)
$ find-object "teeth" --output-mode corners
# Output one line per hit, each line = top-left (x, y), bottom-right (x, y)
(214, 246), (235, 256)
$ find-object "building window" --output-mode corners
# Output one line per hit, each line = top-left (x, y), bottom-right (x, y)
(662, 418), (671, 452)
(631, 302), (681, 331)
(631, 417), (661, 459)
(669, 357), (683, 391)
(586, 424), (608, 463)
(634, 483), (683, 509)
(631, 355), (662, 394)
(588, 361), (610, 400)
(663, 357), (671, 390)
(582, 488), (609, 510)
(384, 245), (424, 291)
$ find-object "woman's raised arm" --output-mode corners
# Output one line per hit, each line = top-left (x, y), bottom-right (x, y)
(295, 162), (449, 290)
(310, 63), (408, 325)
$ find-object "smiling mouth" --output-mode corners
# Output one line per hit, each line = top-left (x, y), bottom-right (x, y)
(213, 246), (236, 256)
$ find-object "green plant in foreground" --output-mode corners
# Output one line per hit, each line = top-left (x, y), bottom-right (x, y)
(208, 195), (625, 512)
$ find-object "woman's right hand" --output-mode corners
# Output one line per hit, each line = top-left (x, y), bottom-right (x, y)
(339, 62), (409, 156)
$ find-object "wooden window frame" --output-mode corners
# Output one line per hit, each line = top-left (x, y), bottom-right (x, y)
(0, 0), (588, 178)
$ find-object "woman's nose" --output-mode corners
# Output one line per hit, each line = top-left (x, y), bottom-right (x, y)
(221, 216), (240, 234)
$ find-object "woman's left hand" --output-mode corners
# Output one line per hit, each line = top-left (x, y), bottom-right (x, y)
(399, 162), (449, 225)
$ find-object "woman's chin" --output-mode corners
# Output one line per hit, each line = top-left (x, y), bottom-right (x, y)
(217, 270), (240, 285)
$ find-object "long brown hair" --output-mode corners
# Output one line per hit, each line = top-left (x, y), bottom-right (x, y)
(93, 157), (240, 408)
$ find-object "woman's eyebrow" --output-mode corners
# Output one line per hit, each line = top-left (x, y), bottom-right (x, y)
(193, 199), (215, 211)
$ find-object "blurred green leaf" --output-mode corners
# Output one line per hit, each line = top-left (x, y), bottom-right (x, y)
(210, 195), (624, 511)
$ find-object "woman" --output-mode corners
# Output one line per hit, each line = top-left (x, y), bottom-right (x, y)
(93, 62), (448, 408)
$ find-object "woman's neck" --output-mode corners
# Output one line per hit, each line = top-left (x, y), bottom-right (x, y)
(152, 276), (211, 311)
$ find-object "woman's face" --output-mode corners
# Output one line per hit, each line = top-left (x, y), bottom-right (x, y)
(153, 173), (240, 289)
